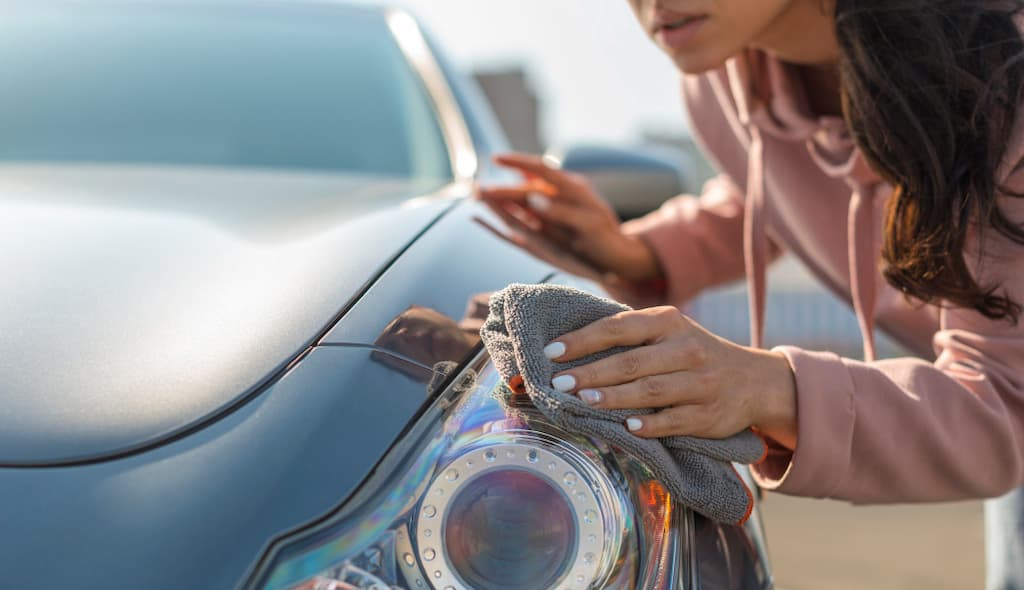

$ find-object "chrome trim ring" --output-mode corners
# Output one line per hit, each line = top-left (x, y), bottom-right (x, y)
(396, 524), (431, 589)
(415, 442), (607, 590)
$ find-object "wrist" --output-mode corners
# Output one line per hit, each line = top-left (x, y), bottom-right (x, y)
(615, 234), (663, 282)
(751, 350), (798, 450)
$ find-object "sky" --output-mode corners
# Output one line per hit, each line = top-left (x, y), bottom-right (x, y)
(354, 0), (690, 147)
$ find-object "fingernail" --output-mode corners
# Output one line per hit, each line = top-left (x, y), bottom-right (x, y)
(526, 192), (550, 211)
(543, 341), (566, 360)
(542, 153), (562, 168)
(626, 418), (643, 432)
(579, 389), (602, 404)
(551, 374), (576, 392)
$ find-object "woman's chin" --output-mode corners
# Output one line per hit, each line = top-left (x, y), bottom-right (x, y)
(669, 50), (729, 75)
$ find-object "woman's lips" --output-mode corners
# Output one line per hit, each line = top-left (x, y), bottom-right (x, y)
(654, 15), (708, 50)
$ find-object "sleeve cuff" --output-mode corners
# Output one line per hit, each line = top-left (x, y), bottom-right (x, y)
(621, 202), (709, 307)
(751, 346), (857, 498)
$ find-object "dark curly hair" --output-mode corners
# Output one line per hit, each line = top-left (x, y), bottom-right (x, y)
(834, 0), (1024, 321)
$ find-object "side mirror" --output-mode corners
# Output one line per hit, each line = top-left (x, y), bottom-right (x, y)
(546, 144), (690, 219)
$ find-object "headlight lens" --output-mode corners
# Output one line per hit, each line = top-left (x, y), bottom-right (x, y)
(247, 354), (685, 590)
(416, 435), (618, 590)
(440, 454), (579, 588)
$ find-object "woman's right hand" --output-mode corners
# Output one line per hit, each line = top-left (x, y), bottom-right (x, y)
(476, 152), (663, 283)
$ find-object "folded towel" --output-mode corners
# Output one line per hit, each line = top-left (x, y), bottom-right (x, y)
(480, 283), (766, 524)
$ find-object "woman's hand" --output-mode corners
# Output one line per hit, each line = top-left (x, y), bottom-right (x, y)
(476, 152), (662, 283)
(543, 306), (798, 450)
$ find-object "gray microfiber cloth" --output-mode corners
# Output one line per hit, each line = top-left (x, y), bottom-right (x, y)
(480, 283), (766, 524)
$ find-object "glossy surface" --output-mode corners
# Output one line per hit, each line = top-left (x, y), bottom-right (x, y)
(322, 199), (552, 348)
(0, 347), (443, 589)
(0, 165), (453, 464)
(249, 357), (650, 590)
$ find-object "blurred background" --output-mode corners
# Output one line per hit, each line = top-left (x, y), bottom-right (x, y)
(352, 1), (984, 588)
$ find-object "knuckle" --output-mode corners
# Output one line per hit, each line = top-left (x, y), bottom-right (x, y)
(642, 376), (666, 400)
(656, 306), (683, 325)
(603, 313), (628, 337)
(683, 343), (708, 367)
(619, 352), (642, 377)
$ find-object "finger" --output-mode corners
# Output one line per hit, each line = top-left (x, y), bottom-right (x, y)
(557, 341), (706, 394)
(477, 186), (531, 201)
(547, 306), (683, 362)
(498, 200), (544, 232)
(525, 193), (597, 230)
(493, 153), (579, 193)
(473, 215), (606, 281)
(487, 200), (580, 256)
(539, 221), (576, 246)
(479, 199), (537, 235)
(477, 178), (554, 201)
(472, 216), (531, 249)
(625, 404), (712, 439)
(576, 363), (712, 410)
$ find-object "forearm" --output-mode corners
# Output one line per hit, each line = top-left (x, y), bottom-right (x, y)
(753, 346), (1024, 502)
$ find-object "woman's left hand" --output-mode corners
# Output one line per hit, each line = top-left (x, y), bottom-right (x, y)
(543, 306), (798, 450)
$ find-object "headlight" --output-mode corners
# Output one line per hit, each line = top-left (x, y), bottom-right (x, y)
(245, 352), (686, 590)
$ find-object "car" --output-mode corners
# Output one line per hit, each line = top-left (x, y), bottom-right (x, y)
(0, 1), (774, 588)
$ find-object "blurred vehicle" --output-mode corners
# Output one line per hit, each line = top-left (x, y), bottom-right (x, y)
(0, 1), (773, 588)
(546, 143), (693, 219)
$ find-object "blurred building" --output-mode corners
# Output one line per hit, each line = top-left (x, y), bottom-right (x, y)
(472, 67), (544, 153)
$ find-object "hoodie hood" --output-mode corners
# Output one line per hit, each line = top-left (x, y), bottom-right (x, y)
(716, 50), (886, 360)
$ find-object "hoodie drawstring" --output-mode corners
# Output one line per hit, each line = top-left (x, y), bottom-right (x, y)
(847, 180), (878, 361)
(744, 126), (768, 350)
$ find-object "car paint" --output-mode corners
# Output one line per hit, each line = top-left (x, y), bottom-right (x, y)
(0, 196), (558, 588)
(0, 167), (456, 465)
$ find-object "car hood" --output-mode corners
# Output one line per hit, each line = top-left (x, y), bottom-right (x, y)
(0, 164), (457, 465)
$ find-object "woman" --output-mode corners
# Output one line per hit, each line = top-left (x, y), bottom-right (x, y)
(477, 0), (1024, 586)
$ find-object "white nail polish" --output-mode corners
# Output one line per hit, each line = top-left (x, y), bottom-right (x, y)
(526, 192), (551, 211)
(579, 389), (602, 404)
(543, 341), (566, 360)
(551, 374), (576, 392)
(542, 153), (562, 169)
(626, 418), (643, 432)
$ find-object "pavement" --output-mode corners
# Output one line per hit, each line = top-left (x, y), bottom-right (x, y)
(759, 493), (984, 590)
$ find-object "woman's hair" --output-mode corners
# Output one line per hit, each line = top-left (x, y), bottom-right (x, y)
(834, 0), (1024, 322)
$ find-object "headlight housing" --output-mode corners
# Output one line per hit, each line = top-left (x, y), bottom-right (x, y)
(245, 352), (689, 590)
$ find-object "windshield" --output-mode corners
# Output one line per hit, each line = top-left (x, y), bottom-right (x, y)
(0, 3), (453, 183)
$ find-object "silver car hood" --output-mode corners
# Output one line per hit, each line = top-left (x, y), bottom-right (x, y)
(0, 165), (456, 465)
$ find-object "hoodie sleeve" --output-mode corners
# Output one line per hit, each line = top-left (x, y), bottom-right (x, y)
(620, 174), (750, 307)
(619, 73), (778, 308)
(753, 132), (1024, 502)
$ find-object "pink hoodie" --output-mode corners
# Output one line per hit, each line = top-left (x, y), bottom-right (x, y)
(622, 49), (1024, 503)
